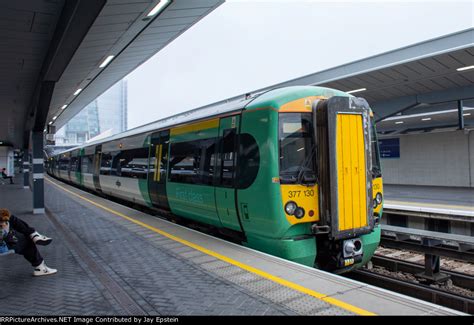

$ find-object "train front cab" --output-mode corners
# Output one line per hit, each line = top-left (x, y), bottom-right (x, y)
(242, 90), (383, 272)
(315, 96), (383, 272)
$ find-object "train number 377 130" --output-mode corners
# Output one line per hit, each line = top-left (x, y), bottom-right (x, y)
(288, 190), (315, 198)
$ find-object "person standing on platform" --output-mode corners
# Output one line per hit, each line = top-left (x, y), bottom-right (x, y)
(0, 208), (57, 276)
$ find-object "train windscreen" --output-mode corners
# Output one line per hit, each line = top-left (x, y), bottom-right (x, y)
(279, 113), (317, 184)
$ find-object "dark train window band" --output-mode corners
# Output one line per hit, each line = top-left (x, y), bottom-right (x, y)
(168, 138), (216, 185)
(99, 148), (148, 179)
(219, 129), (237, 187)
(81, 155), (94, 174)
(237, 133), (259, 189)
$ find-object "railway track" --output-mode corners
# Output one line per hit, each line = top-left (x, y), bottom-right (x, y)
(345, 254), (474, 314)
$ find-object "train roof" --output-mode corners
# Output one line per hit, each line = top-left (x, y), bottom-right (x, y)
(56, 94), (253, 155)
(54, 86), (351, 156)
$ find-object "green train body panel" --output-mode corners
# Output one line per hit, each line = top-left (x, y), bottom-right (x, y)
(139, 179), (153, 208)
(167, 183), (221, 227)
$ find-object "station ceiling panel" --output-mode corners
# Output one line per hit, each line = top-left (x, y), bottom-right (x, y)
(0, 0), (224, 148)
(50, 0), (224, 130)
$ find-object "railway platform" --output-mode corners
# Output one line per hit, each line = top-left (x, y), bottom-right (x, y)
(384, 184), (474, 218)
(0, 175), (465, 316)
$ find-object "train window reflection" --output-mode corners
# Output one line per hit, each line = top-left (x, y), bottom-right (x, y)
(169, 138), (216, 185)
(279, 113), (317, 184)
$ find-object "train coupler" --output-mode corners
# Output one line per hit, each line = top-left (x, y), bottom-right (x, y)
(312, 224), (330, 235)
(338, 255), (363, 268)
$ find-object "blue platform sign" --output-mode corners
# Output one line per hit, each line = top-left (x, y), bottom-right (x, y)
(378, 138), (400, 158)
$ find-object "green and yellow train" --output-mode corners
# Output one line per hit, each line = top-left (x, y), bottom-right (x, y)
(48, 86), (383, 273)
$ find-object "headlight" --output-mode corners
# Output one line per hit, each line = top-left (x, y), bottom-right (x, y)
(294, 207), (305, 219)
(373, 199), (378, 209)
(285, 201), (297, 215)
(376, 192), (383, 205)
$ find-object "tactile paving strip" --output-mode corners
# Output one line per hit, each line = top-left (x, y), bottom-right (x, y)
(117, 221), (355, 315)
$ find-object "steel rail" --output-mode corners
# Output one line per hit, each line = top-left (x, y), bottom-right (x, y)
(345, 256), (473, 314)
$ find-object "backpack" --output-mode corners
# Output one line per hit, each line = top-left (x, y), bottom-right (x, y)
(0, 228), (16, 255)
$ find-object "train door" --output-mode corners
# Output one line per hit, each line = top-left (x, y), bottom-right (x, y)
(148, 130), (170, 210)
(93, 145), (102, 192)
(215, 115), (243, 232)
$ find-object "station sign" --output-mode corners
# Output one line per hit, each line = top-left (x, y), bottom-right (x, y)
(378, 138), (400, 158)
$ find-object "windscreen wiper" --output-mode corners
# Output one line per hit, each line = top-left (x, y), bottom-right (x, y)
(296, 144), (317, 185)
(280, 174), (297, 184)
(372, 166), (382, 178)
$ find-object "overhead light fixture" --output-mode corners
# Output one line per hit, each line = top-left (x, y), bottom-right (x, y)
(421, 117), (431, 121)
(52, 116), (57, 120)
(48, 121), (53, 125)
(464, 113), (471, 116)
(457, 65), (474, 72)
(43, 129), (46, 132)
(395, 121), (404, 124)
(73, 88), (82, 96)
(147, 0), (171, 17)
(346, 88), (367, 94)
(99, 55), (115, 68)
(61, 104), (68, 110)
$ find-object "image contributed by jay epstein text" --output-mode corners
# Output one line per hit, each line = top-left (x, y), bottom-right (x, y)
(0, 317), (179, 324)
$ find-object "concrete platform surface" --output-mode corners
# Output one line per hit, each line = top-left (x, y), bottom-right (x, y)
(384, 184), (474, 217)
(0, 176), (465, 315)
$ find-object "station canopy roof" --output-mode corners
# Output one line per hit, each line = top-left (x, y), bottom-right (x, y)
(0, 0), (224, 148)
(202, 28), (474, 135)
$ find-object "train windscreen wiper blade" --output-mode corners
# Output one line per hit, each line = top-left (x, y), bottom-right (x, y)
(296, 145), (317, 185)
(280, 174), (297, 184)
(372, 166), (382, 178)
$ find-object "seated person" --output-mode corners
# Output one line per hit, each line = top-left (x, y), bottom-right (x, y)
(1, 168), (14, 184)
(0, 208), (57, 276)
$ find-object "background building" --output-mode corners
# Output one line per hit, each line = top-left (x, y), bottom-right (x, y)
(55, 80), (127, 146)
(98, 79), (128, 136)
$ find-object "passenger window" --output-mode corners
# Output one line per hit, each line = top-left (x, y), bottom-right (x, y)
(70, 157), (78, 172)
(169, 138), (216, 185)
(114, 148), (149, 179)
(100, 152), (113, 175)
(81, 155), (94, 174)
(237, 133), (259, 189)
(59, 158), (69, 171)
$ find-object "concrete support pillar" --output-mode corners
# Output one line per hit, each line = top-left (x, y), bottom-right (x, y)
(32, 132), (44, 214)
(23, 150), (29, 189)
(458, 99), (464, 130)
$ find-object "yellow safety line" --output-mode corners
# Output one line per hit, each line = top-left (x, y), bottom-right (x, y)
(45, 177), (376, 316)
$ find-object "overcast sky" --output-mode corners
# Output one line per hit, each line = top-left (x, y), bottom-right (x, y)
(125, 0), (473, 129)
